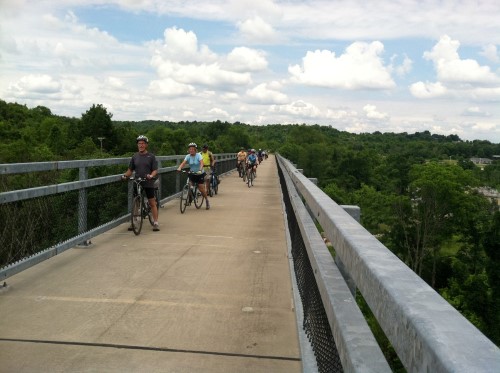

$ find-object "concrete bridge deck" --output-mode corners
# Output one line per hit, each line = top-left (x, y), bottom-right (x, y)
(0, 155), (301, 372)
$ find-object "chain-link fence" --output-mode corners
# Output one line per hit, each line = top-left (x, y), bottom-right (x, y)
(277, 163), (343, 373)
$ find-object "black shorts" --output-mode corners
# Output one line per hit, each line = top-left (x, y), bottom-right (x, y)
(188, 172), (206, 185)
(133, 185), (156, 199)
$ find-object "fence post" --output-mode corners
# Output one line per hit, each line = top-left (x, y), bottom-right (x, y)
(176, 158), (181, 193)
(78, 167), (90, 246)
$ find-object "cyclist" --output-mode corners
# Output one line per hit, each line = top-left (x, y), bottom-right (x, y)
(246, 149), (258, 178)
(200, 144), (216, 193)
(257, 148), (263, 163)
(122, 135), (160, 231)
(177, 142), (210, 210)
(236, 147), (247, 177)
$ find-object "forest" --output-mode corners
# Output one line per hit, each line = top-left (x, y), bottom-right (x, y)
(1, 99), (499, 355)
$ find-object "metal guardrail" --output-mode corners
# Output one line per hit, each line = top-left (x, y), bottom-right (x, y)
(278, 157), (390, 372)
(0, 154), (236, 280)
(276, 155), (500, 372)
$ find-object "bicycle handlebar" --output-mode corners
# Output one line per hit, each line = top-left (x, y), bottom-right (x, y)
(123, 176), (158, 182)
(178, 170), (203, 175)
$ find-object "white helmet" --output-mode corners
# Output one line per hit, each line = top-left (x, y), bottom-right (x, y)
(136, 135), (149, 143)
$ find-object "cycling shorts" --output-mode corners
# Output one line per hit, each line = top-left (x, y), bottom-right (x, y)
(133, 185), (156, 199)
(188, 172), (206, 185)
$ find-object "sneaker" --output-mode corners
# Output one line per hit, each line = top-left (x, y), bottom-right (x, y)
(206, 200), (210, 210)
(153, 222), (160, 231)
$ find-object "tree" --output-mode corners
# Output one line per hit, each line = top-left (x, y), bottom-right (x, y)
(391, 162), (478, 285)
(80, 104), (116, 152)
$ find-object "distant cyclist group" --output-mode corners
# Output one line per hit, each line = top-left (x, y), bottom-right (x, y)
(123, 135), (267, 233)
(236, 147), (267, 187)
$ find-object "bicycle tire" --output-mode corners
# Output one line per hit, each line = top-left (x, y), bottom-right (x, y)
(242, 168), (246, 182)
(194, 185), (205, 209)
(247, 170), (253, 187)
(131, 194), (143, 235)
(212, 175), (218, 195)
(146, 196), (154, 226)
(180, 184), (189, 213)
(208, 179), (213, 197)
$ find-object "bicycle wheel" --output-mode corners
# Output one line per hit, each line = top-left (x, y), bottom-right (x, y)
(247, 169), (253, 187)
(212, 174), (218, 195)
(210, 174), (219, 194)
(242, 168), (247, 182)
(208, 179), (213, 197)
(180, 184), (189, 213)
(131, 194), (143, 235)
(194, 185), (205, 209)
(145, 196), (154, 226)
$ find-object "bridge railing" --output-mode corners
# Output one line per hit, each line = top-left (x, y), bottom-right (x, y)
(0, 154), (236, 279)
(276, 155), (500, 373)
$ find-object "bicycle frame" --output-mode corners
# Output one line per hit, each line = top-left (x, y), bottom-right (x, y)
(246, 164), (255, 187)
(179, 171), (205, 213)
(207, 169), (218, 196)
(128, 176), (158, 235)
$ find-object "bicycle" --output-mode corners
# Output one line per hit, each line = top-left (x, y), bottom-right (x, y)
(237, 161), (245, 178)
(179, 171), (205, 213)
(246, 164), (256, 188)
(208, 169), (219, 196)
(128, 176), (159, 235)
(240, 162), (247, 182)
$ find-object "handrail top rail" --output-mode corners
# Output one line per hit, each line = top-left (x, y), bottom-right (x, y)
(0, 153), (236, 175)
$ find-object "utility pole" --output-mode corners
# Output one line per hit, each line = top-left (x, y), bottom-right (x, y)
(97, 137), (105, 154)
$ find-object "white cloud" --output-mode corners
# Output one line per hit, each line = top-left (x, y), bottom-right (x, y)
(148, 78), (195, 97)
(363, 104), (388, 120)
(289, 41), (395, 90)
(8, 74), (61, 96)
(392, 54), (413, 77)
(270, 100), (323, 119)
(423, 35), (500, 86)
(409, 81), (448, 99)
(150, 27), (253, 89)
(208, 107), (230, 117)
(246, 82), (288, 104)
(225, 47), (268, 72)
(155, 27), (217, 64)
(106, 77), (125, 89)
(462, 106), (491, 117)
(480, 44), (500, 63)
(324, 107), (358, 120)
(410, 36), (500, 102)
(237, 16), (279, 43)
(471, 121), (497, 132)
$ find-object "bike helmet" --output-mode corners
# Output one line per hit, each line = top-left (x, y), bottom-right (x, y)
(136, 135), (148, 143)
(202, 143), (209, 149)
(188, 142), (197, 148)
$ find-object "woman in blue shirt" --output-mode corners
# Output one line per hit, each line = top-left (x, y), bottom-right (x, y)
(177, 142), (210, 210)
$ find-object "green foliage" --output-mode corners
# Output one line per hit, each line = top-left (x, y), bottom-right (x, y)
(356, 292), (405, 373)
(80, 104), (116, 151)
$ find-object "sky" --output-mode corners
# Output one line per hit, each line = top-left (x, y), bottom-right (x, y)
(1, 0), (500, 143)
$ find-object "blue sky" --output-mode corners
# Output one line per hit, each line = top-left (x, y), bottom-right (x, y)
(1, 0), (500, 142)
